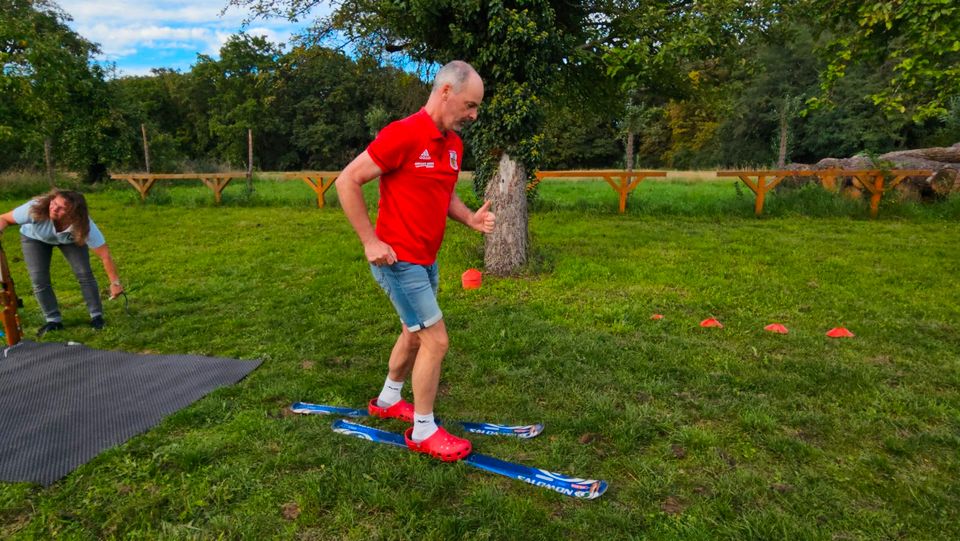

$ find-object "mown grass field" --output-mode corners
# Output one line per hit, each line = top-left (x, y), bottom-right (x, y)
(1, 174), (958, 540)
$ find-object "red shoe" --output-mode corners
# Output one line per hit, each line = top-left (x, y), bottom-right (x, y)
(404, 426), (472, 462)
(367, 398), (414, 422)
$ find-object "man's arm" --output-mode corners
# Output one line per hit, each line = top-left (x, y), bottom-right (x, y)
(335, 151), (397, 265)
(449, 192), (495, 234)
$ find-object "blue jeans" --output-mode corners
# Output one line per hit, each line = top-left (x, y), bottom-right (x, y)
(370, 261), (441, 332)
(21, 235), (102, 323)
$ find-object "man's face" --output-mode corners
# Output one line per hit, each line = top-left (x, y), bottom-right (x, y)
(49, 196), (70, 221)
(442, 73), (484, 132)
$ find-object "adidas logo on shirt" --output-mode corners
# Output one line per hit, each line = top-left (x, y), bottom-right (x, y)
(419, 149), (432, 160)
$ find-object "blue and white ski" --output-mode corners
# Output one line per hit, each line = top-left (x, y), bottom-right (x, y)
(330, 419), (607, 499)
(290, 402), (544, 439)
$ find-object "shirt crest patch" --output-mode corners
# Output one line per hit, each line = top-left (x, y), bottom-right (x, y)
(449, 150), (459, 171)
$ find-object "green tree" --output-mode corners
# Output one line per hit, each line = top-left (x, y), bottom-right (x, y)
(110, 69), (197, 172)
(813, 0), (960, 122)
(0, 0), (122, 181)
(192, 34), (285, 170)
(269, 46), (428, 170)
(540, 102), (620, 170)
(601, 1), (790, 169)
(716, 24), (820, 167)
(795, 60), (912, 161)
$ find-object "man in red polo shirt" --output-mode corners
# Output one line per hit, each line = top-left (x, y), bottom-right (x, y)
(336, 60), (495, 462)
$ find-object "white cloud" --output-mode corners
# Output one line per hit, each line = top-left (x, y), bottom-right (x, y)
(56, 0), (329, 73)
(58, 0), (248, 25)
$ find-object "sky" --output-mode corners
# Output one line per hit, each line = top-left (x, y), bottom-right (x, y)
(57, 0), (328, 77)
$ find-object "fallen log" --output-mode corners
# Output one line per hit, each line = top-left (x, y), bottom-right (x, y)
(780, 142), (959, 200)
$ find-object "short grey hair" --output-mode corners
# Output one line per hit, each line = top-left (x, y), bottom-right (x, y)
(432, 61), (478, 94)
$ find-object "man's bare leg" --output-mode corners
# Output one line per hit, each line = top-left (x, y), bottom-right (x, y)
(410, 320), (449, 441)
(387, 325), (420, 381)
(376, 326), (420, 408)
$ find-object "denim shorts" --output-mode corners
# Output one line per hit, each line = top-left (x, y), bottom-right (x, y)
(370, 261), (441, 332)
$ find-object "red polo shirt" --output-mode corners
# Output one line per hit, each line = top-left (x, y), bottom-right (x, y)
(367, 108), (463, 265)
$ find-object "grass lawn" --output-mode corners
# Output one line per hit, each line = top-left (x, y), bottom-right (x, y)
(0, 175), (958, 539)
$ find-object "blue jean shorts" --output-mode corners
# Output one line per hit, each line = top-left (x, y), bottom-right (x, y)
(370, 261), (441, 332)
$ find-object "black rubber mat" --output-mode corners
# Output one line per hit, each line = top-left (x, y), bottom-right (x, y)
(0, 340), (260, 486)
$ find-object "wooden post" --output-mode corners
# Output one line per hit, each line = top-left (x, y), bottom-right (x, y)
(718, 171), (798, 216)
(755, 175), (768, 215)
(44, 138), (55, 187)
(141, 123), (151, 173)
(819, 169), (838, 192)
(246, 129), (253, 194)
(869, 173), (884, 219)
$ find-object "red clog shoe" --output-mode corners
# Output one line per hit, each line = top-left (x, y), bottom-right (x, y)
(403, 426), (472, 462)
(367, 398), (415, 422)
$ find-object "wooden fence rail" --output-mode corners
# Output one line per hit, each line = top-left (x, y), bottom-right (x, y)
(717, 169), (933, 218)
(112, 169), (936, 218)
(110, 172), (247, 203)
(532, 170), (667, 213)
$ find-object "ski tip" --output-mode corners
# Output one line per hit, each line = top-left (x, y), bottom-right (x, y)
(289, 402), (368, 417)
(560, 478), (608, 499)
(520, 423), (545, 439)
(331, 419), (375, 441)
(288, 402), (312, 414)
(587, 480), (609, 499)
(331, 418), (355, 429)
(459, 422), (545, 439)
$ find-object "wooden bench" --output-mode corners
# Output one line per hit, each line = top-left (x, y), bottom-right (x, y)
(111, 172), (247, 203)
(717, 169), (934, 218)
(281, 171), (340, 208)
(532, 170), (667, 213)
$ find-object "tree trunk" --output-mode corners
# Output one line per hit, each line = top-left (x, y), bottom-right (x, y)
(246, 128), (254, 194)
(43, 138), (55, 187)
(625, 131), (635, 171)
(777, 96), (789, 168)
(781, 142), (960, 198)
(141, 123), (151, 173)
(483, 153), (528, 276)
(881, 145), (960, 163)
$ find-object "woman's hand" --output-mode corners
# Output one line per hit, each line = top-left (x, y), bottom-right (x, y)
(109, 280), (124, 300)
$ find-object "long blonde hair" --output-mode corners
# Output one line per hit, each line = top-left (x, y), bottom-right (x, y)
(29, 190), (91, 246)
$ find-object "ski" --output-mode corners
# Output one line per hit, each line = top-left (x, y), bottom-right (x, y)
(290, 402), (544, 439)
(330, 419), (607, 500)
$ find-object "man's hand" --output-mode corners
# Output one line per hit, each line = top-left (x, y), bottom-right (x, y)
(469, 200), (496, 234)
(365, 238), (398, 266)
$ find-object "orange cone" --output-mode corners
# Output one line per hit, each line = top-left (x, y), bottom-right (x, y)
(651, 314), (664, 320)
(826, 327), (854, 338)
(764, 323), (788, 334)
(461, 269), (482, 290)
(700, 318), (723, 328)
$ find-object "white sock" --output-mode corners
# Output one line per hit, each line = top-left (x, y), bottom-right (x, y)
(376, 377), (404, 408)
(412, 412), (438, 442)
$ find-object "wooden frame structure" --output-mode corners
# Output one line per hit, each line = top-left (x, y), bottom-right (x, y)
(716, 170), (819, 216)
(532, 170), (667, 213)
(717, 169), (933, 218)
(281, 171), (340, 208)
(111, 172), (247, 203)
